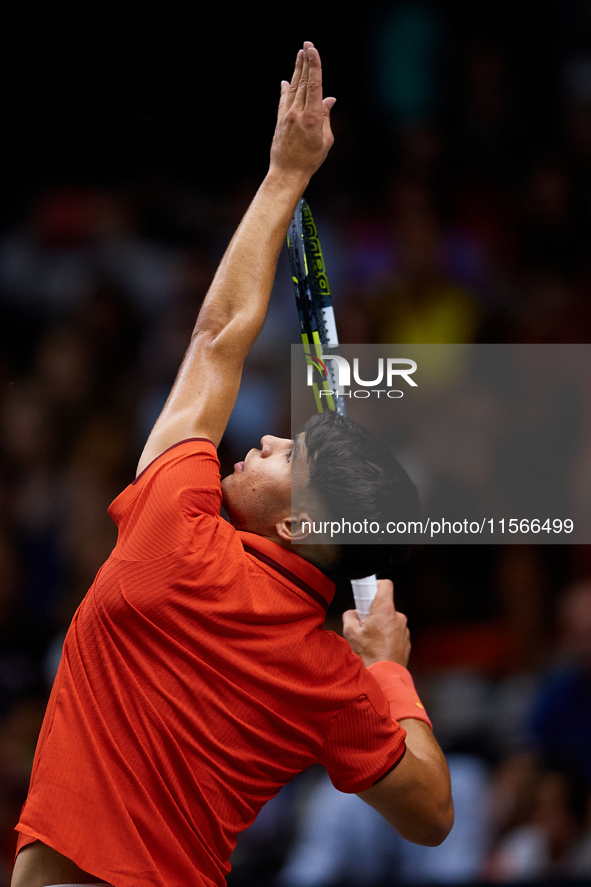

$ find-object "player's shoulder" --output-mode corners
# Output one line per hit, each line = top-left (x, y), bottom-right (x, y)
(134, 438), (219, 485)
(109, 438), (222, 530)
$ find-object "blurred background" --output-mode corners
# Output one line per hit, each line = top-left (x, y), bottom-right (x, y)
(2, 1), (591, 884)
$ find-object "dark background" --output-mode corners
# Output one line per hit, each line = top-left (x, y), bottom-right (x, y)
(1, 3), (569, 187)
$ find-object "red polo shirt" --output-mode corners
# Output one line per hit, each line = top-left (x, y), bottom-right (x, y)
(16, 440), (406, 887)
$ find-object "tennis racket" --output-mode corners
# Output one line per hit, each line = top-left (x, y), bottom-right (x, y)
(287, 198), (377, 621)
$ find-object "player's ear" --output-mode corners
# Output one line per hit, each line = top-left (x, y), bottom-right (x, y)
(276, 512), (313, 543)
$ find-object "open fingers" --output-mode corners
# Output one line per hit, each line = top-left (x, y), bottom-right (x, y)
(294, 42), (324, 111)
(280, 48), (304, 114)
(281, 49), (305, 111)
(304, 43), (323, 110)
(281, 42), (326, 116)
(293, 43), (312, 111)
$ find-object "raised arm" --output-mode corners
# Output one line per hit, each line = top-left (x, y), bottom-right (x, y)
(137, 42), (335, 474)
(343, 581), (454, 846)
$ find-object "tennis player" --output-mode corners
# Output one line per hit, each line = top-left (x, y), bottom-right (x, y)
(11, 43), (453, 887)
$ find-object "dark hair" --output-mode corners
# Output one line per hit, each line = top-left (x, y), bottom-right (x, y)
(303, 412), (421, 580)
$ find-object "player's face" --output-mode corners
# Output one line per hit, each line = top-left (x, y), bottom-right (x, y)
(222, 434), (308, 535)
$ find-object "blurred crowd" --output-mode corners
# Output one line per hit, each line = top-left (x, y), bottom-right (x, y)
(2, 2), (591, 884)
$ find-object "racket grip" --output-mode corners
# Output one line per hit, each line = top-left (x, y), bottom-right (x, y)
(351, 575), (378, 621)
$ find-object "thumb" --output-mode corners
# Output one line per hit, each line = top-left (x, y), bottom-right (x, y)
(342, 608), (360, 637)
(322, 97), (335, 149)
(374, 578), (395, 608)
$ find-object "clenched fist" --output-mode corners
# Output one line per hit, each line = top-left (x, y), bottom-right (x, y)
(343, 579), (411, 668)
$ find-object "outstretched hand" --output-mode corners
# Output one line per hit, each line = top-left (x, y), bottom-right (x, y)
(270, 41), (335, 180)
(343, 580), (411, 668)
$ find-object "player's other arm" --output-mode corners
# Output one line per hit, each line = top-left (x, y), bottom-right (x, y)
(343, 581), (454, 846)
(358, 719), (453, 846)
(137, 42), (335, 475)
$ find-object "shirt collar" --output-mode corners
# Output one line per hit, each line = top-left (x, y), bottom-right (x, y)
(237, 531), (335, 611)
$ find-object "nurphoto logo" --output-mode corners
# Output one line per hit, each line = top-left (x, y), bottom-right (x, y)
(305, 354), (418, 399)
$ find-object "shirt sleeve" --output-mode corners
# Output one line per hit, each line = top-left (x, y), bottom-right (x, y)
(319, 689), (407, 794)
(107, 439), (222, 560)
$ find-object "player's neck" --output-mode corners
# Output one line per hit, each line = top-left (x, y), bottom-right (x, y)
(276, 537), (339, 575)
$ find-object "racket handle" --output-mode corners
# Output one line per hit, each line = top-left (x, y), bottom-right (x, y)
(351, 575), (378, 622)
